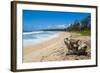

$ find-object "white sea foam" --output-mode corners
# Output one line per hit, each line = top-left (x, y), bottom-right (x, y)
(23, 31), (44, 35)
(23, 31), (59, 47)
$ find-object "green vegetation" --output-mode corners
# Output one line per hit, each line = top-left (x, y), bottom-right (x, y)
(66, 15), (91, 36)
(80, 29), (91, 36)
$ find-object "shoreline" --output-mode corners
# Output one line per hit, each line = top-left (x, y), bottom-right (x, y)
(23, 31), (61, 48)
(23, 32), (90, 63)
(23, 32), (69, 54)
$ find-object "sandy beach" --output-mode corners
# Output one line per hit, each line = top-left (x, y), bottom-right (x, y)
(23, 32), (90, 63)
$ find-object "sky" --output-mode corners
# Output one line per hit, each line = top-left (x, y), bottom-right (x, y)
(23, 10), (90, 32)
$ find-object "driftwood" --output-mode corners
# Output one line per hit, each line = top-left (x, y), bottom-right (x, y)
(64, 38), (87, 56)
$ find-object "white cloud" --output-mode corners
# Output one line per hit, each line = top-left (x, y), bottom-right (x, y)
(56, 25), (66, 28)
(46, 24), (70, 29)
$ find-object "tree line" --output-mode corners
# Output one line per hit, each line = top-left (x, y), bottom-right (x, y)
(66, 15), (91, 32)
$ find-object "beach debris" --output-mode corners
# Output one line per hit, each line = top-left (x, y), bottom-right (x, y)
(64, 37), (88, 56)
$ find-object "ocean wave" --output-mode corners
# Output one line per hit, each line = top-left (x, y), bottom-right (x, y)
(23, 31), (59, 47)
(23, 31), (44, 35)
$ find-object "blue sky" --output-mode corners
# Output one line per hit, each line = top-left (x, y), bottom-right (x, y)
(23, 10), (90, 32)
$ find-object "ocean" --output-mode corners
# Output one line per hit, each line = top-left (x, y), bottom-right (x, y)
(23, 31), (60, 47)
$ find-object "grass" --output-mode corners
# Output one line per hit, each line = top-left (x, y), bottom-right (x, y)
(80, 29), (91, 36)
(68, 29), (91, 36)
